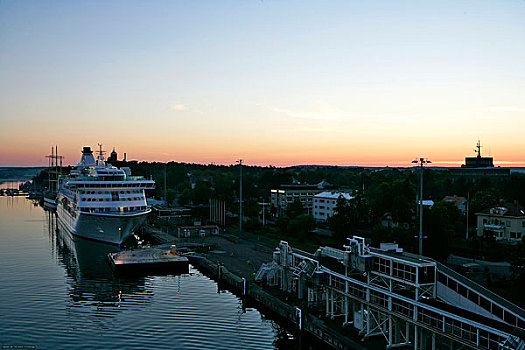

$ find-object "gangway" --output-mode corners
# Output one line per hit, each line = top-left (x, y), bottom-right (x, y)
(256, 236), (525, 349)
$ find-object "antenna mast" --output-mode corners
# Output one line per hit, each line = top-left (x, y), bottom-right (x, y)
(475, 140), (482, 158)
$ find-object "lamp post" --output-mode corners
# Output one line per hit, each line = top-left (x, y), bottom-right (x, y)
(412, 157), (431, 255)
(237, 159), (243, 233)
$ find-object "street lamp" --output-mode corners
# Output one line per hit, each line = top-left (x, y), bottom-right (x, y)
(412, 157), (431, 255)
(237, 159), (243, 233)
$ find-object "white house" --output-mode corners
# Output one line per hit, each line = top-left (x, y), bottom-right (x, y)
(313, 191), (354, 222)
(476, 202), (525, 242)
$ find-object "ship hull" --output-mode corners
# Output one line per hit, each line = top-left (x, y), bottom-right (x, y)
(57, 205), (149, 245)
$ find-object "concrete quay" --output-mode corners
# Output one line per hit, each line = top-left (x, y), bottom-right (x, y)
(142, 224), (368, 349)
(188, 253), (368, 350)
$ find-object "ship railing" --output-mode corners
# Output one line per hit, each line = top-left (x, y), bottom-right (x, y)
(66, 176), (152, 181)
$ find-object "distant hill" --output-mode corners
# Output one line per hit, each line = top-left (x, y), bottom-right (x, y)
(0, 167), (46, 182)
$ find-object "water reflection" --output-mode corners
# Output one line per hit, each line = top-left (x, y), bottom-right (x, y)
(47, 211), (151, 309)
(2, 195), (301, 349)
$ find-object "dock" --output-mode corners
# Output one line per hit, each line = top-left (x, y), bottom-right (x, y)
(108, 245), (189, 273)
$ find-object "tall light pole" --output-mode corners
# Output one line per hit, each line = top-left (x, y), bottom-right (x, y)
(164, 163), (167, 208)
(466, 192), (470, 240)
(237, 159), (243, 233)
(412, 157), (431, 255)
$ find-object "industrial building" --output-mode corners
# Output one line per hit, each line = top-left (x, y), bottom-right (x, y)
(256, 237), (525, 349)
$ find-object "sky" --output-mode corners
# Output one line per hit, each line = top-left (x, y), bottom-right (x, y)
(1, 0), (524, 167)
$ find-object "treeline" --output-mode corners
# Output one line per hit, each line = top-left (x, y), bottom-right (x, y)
(31, 162), (525, 305)
(33, 162), (525, 257)
(0, 167), (46, 182)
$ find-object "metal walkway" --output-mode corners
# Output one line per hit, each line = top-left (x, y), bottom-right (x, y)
(257, 237), (525, 349)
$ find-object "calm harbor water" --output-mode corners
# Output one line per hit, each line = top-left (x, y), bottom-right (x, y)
(0, 193), (298, 349)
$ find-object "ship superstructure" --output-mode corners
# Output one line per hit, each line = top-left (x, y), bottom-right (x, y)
(57, 145), (155, 245)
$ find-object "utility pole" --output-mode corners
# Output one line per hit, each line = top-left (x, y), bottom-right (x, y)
(466, 192), (470, 240)
(262, 200), (265, 226)
(412, 157), (431, 255)
(237, 159), (243, 232)
(164, 164), (167, 207)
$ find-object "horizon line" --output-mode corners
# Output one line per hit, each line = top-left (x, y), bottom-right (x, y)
(2, 161), (525, 169)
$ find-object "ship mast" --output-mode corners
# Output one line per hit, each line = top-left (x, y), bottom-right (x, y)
(96, 143), (106, 167)
(45, 145), (63, 191)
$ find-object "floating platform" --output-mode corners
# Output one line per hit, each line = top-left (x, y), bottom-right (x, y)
(108, 245), (189, 274)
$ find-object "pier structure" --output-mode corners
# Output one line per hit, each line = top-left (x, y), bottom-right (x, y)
(256, 237), (525, 349)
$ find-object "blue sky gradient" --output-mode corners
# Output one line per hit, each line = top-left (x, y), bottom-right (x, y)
(1, 0), (524, 166)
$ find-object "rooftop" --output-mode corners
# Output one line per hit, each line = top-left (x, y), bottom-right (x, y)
(442, 195), (467, 206)
(314, 191), (354, 200)
(477, 201), (525, 217)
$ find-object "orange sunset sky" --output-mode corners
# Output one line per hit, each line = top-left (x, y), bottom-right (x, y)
(1, 1), (524, 167)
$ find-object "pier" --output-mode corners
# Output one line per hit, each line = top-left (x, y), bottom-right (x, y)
(136, 225), (525, 349)
(188, 253), (370, 350)
(255, 237), (525, 349)
(108, 245), (189, 273)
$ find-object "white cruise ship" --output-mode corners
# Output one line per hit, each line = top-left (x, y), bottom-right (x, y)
(57, 145), (155, 245)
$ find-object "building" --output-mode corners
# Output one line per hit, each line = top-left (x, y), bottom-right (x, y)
(380, 212), (411, 229)
(442, 195), (467, 214)
(312, 191), (353, 222)
(107, 147), (118, 163)
(450, 141), (510, 181)
(270, 181), (332, 217)
(187, 173), (214, 189)
(462, 140), (494, 168)
(476, 201), (525, 242)
(256, 237), (525, 349)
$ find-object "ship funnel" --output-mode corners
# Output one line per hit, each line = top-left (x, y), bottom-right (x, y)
(77, 146), (96, 167)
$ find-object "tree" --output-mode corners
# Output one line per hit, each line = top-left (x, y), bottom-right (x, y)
(329, 196), (355, 244)
(470, 190), (498, 225)
(423, 202), (461, 261)
(287, 199), (304, 218)
(509, 237), (525, 306)
(178, 188), (193, 206)
(193, 180), (212, 204)
(287, 214), (315, 236)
